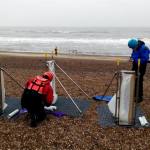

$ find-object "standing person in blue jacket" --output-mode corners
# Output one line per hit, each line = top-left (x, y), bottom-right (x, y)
(128, 38), (150, 103)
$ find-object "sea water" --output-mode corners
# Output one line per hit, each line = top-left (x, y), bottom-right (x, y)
(0, 27), (150, 56)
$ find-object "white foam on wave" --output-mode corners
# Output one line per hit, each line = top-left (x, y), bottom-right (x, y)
(51, 30), (73, 34)
(0, 37), (129, 45)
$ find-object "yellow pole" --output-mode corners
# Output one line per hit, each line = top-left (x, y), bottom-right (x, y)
(116, 58), (120, 71)
(44, 52), (48, 60)
(138, 59), (141, 68)
(51, 50), (54, 59)
(117, 58), (120, 66)
(134, 58), (141, 124)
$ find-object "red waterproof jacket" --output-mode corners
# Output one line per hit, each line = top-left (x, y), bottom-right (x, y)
(25, 75), (54, 105)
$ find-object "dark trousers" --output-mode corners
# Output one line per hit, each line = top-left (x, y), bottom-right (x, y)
(21, 89), (46, 123)
(132, 62), (147, 101)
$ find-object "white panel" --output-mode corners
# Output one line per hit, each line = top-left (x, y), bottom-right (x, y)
(0, 70), (7, 111)
(108, 70), (135, 125)
(46, 60), (58, 104)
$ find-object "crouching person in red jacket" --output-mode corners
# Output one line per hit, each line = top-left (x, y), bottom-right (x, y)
(21, 71), (54, 127)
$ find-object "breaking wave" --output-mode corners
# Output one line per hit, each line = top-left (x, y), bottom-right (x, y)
(0, 37), (129, 45)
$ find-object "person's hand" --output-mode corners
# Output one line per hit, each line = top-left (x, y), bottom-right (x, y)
(129, 57), (133, 62)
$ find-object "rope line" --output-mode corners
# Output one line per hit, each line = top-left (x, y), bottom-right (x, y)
(55, 62), (91, 99)
(0, 67), (24, 90)
(55, 75), (82, 113)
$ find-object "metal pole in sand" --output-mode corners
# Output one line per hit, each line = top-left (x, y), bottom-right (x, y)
(0, 69), (4, 114)
(115, 58), (120, 125)
(101, 72), (117, 101)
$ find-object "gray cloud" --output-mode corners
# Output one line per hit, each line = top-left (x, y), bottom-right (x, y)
(0, 0), (150, 27)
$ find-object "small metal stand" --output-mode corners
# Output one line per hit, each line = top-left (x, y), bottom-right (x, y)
(0, 67), (24, 116)
(102, 70), (136, 126)
(116, 71), (136, 126)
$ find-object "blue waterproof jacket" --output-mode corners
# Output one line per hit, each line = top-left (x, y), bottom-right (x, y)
(131, 41), (150, 64)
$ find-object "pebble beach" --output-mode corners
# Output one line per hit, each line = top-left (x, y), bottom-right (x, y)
(0, 53), (150, 149)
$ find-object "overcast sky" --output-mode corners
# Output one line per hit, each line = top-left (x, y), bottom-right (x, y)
(0, 0), (150, 27)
